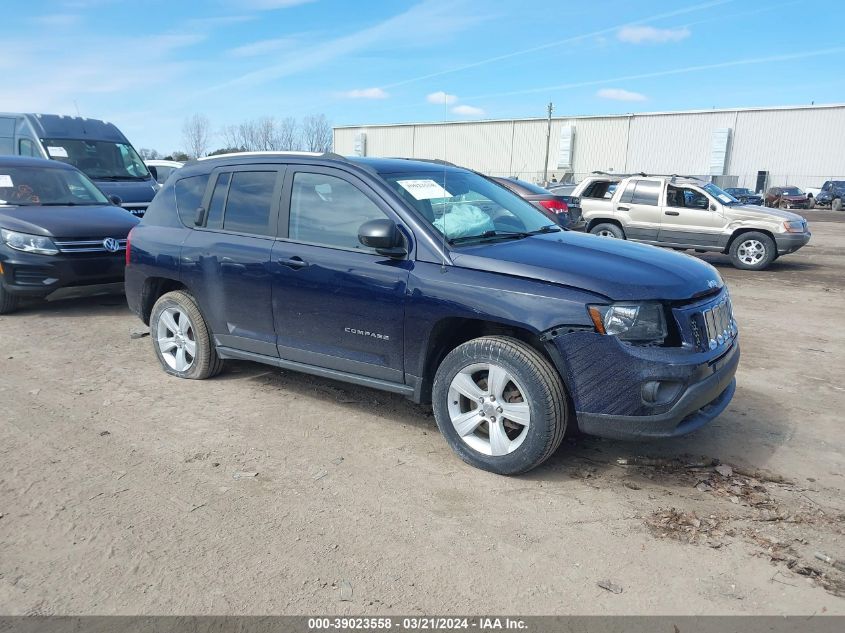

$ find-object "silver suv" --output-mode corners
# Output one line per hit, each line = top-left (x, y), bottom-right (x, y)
(573, 174), (811, 270)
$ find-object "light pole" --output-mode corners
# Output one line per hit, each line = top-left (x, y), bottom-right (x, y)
(543, 102), (554, 186)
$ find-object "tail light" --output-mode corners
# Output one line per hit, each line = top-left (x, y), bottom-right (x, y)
(125, 227), (134, 266)
(538, 199), (569, 214)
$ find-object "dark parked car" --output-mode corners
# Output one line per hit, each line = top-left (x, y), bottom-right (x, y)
(490, 176), (583, 229)
(0, 156), (138, 314)
(814, 180), (845, 211)
(126, 153), (739, 475)
(724, 187), (763, 206)
(764, 186), (809, 209)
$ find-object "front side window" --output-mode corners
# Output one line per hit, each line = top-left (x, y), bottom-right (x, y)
(667, 185), (708, 209)
(0, 165), (109, 206)
(289, 172), (387, 251)
(222, 171), (277, 235)
(41, 138), (151, 181)
(381, 169), (556, 244)
(19, 139), (38, 157)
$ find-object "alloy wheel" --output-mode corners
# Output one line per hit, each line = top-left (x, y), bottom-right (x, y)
(447, 363), (531, 457)
(156, 306), (197, 372)
(737, 239), (766, 266)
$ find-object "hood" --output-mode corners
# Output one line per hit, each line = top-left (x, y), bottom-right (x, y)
(450, 231), (722, 301)
(92, 178), (159, 204)
(729, 204), (804, 222)
(0, 204), (139, 239)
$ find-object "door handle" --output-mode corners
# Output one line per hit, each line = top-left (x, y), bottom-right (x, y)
(665, 210), (680, 216)
(617, 205), (630, 211)
(280, 256), (308, 270)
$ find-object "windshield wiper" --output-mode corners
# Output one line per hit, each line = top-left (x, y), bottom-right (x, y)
(448, 226), (559, 245)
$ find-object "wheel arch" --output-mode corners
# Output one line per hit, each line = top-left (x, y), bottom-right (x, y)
(586, 218), (624, 233)
(139, 277), (189, 325)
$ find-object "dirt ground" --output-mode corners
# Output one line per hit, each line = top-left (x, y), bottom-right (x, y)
(1, 211), (843, 616)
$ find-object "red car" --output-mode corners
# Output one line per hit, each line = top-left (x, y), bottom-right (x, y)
(764, 186), (809, 209)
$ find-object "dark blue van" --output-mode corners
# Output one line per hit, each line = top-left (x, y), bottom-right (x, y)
(0, 113), (158, 217)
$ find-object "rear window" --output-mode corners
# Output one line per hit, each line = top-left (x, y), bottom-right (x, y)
(507, 178), (549, 195)
(174, 175), (209, 226)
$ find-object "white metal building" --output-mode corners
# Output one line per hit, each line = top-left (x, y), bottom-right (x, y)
(333, 103), (845, 191)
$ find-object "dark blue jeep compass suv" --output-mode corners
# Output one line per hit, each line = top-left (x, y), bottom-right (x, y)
(125, 152), (739, 475)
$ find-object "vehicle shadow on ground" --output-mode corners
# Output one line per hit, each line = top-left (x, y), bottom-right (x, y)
(220, 361), (794, 485)
(696, 253), (822, 274)
(7, 292), (130, 318)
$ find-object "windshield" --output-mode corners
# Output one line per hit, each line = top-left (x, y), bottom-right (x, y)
(702, 182), (739, 204)
(0, 165), (109, 206)
(781, 187), (802, 195)
(42, 138), (151, 181)
(727, 188), (752, 195)
(381, 170), (558, 244)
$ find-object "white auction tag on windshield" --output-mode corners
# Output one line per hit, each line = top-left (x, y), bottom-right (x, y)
(397, 179), (452, 200)
(47, 146), (68, 158)
(717, 194), (732, 203)
(0, 175), (14, 187)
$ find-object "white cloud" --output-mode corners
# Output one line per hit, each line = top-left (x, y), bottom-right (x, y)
(340, 87), (388, 99)
(229, 37), (298, 57)
(596, 88), (647, 102)
(230, 0), (315, 9)
(617, 25), (690, 44)
(33, 14), (82, 27)
(451, 104), (485, 116)
(427, 91), (457, 105)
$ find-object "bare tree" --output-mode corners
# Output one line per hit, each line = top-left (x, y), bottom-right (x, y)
(300, 114), (332, 153)
(278, 117), (299, 150)
(138, 148), (160, 160)
(182, 114), (211, 158)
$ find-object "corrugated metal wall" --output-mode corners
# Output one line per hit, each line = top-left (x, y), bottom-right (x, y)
(334, 105), (845, 189)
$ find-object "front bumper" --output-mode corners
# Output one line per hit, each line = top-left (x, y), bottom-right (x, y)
(547, 330), (740, 441)
(0, 247), (126, 298)
(774, 231), (811, 255)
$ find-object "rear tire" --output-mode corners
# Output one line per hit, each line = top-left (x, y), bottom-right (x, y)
(833, 198), (842, 212)
(432, 336), (567, 475)
(590, 223), (625, 239)
(807, 196), (815, 209)
(729, 232), (776, 271)
(0, 285), (20, 315)
(150, 290), (224, 380)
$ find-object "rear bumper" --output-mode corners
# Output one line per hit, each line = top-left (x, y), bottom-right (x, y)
(0, 247), (126, 298)
(774, 231), (811, 255)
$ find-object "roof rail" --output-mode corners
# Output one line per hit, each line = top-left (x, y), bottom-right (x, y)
(389, 157), (458, 167)
(197, 150), (348, 162)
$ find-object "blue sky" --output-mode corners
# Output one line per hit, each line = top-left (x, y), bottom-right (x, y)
(2, 0), (844, 153)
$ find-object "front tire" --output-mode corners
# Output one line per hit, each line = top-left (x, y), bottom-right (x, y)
(833, 198), (842, 212)
(150, 290), (224, 379)
(590, 222), (625, 239)
(432, 336), (567, 475)
(0, 285), (20, 315)
(729, 232), (776, 271)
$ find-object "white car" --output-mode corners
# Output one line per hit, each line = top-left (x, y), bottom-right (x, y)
(145, 159), (184, 185)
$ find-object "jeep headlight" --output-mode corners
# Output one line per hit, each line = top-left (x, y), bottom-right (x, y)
(783, 220), (805, 233)
(1, 229), (59, 255)
(587, 302), (667, 344)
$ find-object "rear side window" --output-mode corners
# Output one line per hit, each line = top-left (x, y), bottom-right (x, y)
(174, 175), (209, 226)
(618, 180), (637, 203)
(631, 180), (661, 206)
(222, 171), (277, 236)
(205, 172), (231, 230)
(288, 172), (387, 252)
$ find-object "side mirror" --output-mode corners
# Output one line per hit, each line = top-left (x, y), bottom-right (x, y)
(709, 203), (717, 211)
(358, 219), (407, 257)
(147, 166), (158, 181)
(108, 194), (123, 206)
(194, 207), (206, 226)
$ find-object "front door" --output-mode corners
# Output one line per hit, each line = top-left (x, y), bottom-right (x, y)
(615, 178), (662, 241)
(658, 185), (725, 247)
(271, 167), (410, 383)
(180, 165), (283, 357)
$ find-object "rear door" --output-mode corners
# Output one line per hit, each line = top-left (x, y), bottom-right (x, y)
(615, 179), (662, 241)
(658, 184), (726, 247)
(180, 165), (283, 357)
(270, 166), (410, 382)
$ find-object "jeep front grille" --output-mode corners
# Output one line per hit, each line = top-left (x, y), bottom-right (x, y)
(701, 294), (737, 350)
